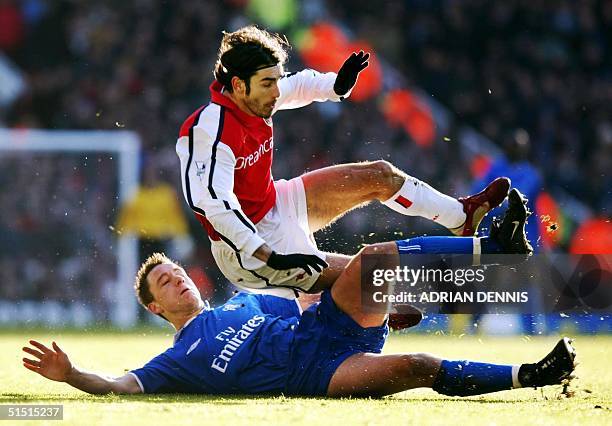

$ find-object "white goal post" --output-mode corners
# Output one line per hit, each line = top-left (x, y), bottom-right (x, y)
(0, 128), (140, 327)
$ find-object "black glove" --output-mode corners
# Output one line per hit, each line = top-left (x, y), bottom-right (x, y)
(266, 251), (329, 275)
(333, 50), (370, 97)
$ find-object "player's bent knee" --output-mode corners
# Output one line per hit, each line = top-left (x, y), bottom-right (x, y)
(364, 160), (398, 197)
(368, 160), (395, 177)
(357, 243), (398, 278)
(358, 243), (398, 268)
(338, 160), (398, 201)
(394, 353), (441, 384)
(359, 242), (397, 257)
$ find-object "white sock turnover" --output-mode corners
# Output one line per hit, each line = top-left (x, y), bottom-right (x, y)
(383, 175), (466, 229)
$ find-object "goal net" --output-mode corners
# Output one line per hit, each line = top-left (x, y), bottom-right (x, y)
(0, 129), (140, 328)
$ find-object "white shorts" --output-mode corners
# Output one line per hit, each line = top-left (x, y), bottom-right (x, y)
(210, 177), (326, 296)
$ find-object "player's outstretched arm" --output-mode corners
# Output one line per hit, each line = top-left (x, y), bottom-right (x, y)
(22, 340), (142, 395)
(333, 50), (369, 97)
(275, 52), (367, 112)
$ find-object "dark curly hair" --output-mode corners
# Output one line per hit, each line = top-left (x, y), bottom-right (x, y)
(214, 25), (290, 94)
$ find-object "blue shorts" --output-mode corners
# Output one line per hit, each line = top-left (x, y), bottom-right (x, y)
(284, 290), (388, 396)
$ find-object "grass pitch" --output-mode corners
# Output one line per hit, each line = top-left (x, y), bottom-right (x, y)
(1, 331), (611, 426)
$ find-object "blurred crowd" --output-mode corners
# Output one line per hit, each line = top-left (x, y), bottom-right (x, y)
(338, 0), (611, 211)
(0, 0), (609, 313)
(0, 153), (117, 315)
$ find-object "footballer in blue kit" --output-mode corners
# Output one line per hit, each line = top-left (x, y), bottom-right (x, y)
(130, 292), (300, 394)
(22, 191), (576, 397)
(129, 290), (386, 396)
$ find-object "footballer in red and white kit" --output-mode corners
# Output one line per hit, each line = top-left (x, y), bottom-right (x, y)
(177, 70), (343, 294)
(176, 26), (511, 297)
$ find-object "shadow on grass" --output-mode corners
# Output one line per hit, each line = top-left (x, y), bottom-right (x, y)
(1, 392), (557, 405)
(0, 393), (311, 405)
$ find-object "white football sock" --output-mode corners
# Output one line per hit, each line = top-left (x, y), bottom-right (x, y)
(511, 365), (522, 388)
(383, 175), (466, 229)
(473, 237), (481, 265)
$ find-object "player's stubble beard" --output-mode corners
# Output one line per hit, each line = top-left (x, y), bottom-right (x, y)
(245, 95), (274, 119)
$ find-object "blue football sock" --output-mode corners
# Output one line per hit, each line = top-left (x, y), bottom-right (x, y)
(432, 360), (518, 396)
(396, 236), (474, 254)
(396, 236), (502, 255)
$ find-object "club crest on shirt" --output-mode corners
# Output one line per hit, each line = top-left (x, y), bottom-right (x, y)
(222, 303), (241, 311)
(195, 161), (206, 181)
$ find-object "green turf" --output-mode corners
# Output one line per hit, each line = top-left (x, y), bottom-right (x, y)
(1, 331), (610, 425)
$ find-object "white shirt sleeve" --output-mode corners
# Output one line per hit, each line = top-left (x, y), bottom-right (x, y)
(177, 111), (265, 257)
(273, 69), (349, 112)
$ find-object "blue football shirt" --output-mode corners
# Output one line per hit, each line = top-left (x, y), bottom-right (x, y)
(130, 292), (300, 394)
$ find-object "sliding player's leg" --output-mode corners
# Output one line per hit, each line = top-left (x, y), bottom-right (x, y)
(289, 192), (552, 397)
(328, 338), (576, 398)
(327, 352), (441, 397)
(301, 160), (510, 236)
(325, 189), (570, 398)
(328, 242), (397, 327)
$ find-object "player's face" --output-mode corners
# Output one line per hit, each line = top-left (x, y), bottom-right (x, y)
(243, 64), (283, 119)
(147, 262), (204, 314)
